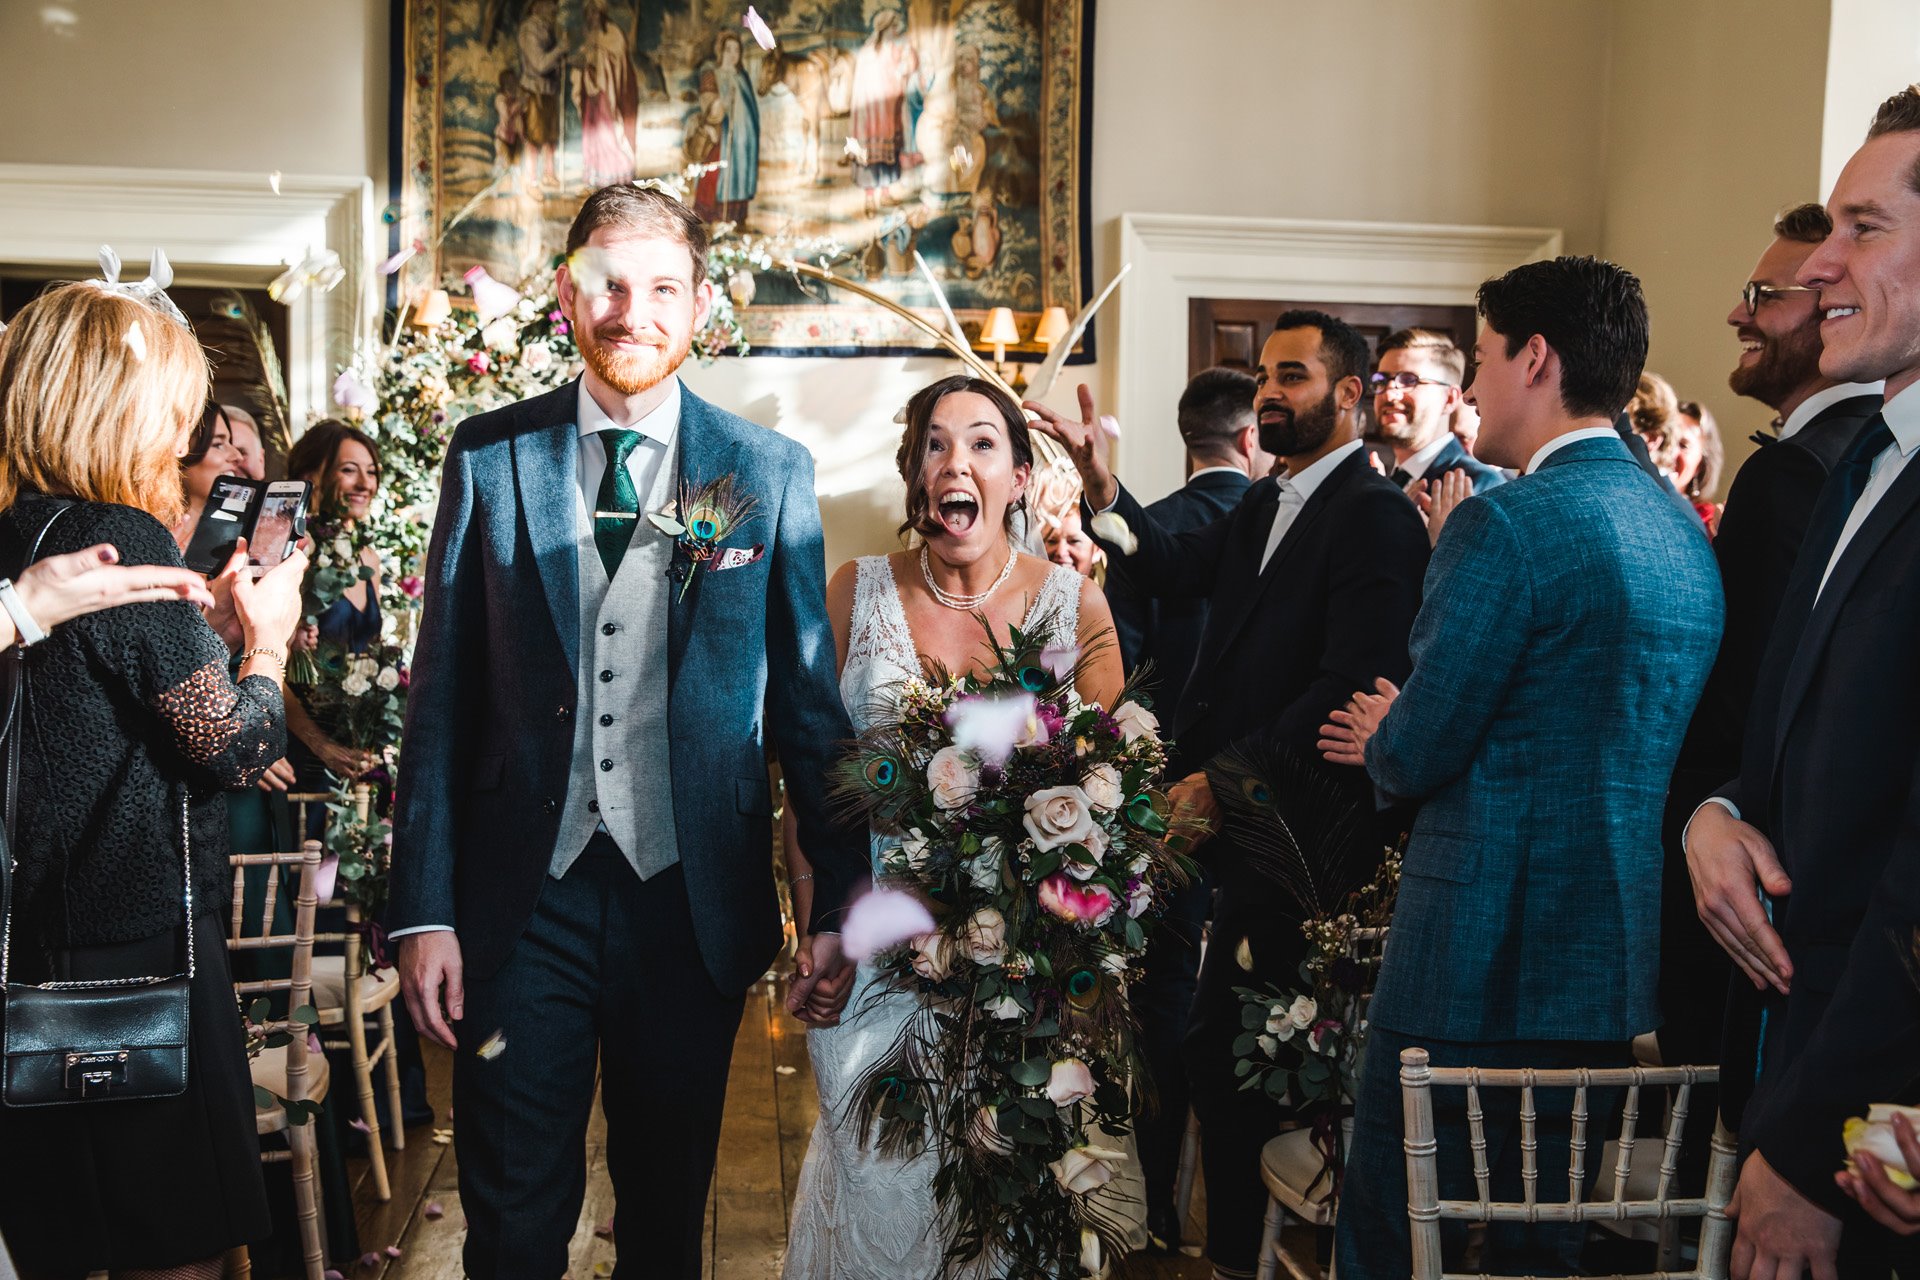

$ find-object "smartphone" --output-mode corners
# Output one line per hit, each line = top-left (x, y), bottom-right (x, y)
(246, 481), (310, 571)
(181, 476), (310, 575)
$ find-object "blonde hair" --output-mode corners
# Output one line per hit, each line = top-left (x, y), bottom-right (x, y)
(1027, 459), (1083, 534)
(0, 282), (207, 524)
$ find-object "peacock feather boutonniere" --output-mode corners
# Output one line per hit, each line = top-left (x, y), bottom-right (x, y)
(648, 473), (762, 601)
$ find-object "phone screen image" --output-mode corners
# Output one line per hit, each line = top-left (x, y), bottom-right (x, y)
(248, 490), (304, 568)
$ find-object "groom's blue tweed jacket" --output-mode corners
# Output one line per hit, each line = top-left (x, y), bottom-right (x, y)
(1366, 434), (1723, 1043)
(389, 379), (868, 989)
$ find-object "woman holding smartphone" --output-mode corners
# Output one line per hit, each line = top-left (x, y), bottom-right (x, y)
(284, 418), (386, 789)
(0, 279), (309, 1276)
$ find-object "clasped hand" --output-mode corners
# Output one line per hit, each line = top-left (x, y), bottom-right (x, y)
(787, 933), (856, 1027)
(1318, 677), (1399, 767)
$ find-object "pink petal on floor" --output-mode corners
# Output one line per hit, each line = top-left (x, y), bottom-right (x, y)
(595, 1215), (615, 1239)
(424, 1199), (445, 1219)
(385, 1244), (404, 1258)
(349, 1117), (371, 1133)
(359, 1252), (382, 1267)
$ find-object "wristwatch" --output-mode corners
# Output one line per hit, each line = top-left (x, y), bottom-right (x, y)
(0, 578), (49, 646)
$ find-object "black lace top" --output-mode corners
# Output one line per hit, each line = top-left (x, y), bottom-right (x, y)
(3, 496), (285, 950)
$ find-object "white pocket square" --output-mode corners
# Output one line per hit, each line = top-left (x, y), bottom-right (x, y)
(710, 544), (765, 572)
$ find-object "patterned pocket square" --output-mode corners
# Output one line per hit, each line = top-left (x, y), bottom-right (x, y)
(710, 544), (766, 572)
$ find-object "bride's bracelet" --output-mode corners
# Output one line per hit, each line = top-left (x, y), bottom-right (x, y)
(790, 873), (815, 886)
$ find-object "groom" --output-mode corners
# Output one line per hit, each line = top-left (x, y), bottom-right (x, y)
(390, 184), (868, 1277)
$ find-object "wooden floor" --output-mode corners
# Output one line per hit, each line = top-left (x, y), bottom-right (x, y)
(330, 968), (1227, 1279)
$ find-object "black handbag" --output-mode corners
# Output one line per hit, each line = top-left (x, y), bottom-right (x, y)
(0, 502), (193, 1106)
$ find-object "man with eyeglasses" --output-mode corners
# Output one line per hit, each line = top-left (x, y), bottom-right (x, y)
(1657, 203), (1882, 1118)
(1371, 328), (1505, 496)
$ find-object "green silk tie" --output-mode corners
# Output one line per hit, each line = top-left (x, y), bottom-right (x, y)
(594, 428), (644, 579)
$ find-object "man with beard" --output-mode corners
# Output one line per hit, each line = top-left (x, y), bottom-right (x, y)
(1657, 203), (1882, 1075)
(389, 184), (867, 1277)
(1320, 257), (1722, 1280)
(1372, 328), (1504, 496)
(1030, 311), (1428, 1279)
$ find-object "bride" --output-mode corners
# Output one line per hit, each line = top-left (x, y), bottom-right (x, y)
(780, 374), (1142, 1277)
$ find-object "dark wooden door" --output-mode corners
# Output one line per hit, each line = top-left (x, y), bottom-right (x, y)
(1189, 298), (1480, 377)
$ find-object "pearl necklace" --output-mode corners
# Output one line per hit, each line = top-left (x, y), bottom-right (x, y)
(920, 543), (1018, 610)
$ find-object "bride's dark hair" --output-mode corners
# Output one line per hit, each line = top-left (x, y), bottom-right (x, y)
(895, 374), (1034, 543)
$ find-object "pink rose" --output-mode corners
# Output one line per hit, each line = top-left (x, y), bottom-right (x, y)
(399, 575), (425, 599)
(1045, 1057), (1095, 1106)
(1037, 874), (1116, 928)
(1050, 1143), (1127, 1195)
(926, 746), (979, 811)
(909, 931), (954, 981)
(466, 351), (491, 374)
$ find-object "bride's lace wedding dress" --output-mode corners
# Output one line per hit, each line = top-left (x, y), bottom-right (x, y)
(781, 556), (1146, 1278)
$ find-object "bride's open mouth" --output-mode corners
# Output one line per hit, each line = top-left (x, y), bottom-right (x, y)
(938, 489), (981, 536)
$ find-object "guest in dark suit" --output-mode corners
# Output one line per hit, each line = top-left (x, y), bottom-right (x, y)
(389, 187), (867, 1277)
(1687, 88), (1920, 1280)
(1100, 364), (1264, 1249)
(1323, 257), (1723, 1280)
(1028, 311), (1429, 1279)
(1372, 327), (1505, 496)
(1658, 202), (1882, 1075)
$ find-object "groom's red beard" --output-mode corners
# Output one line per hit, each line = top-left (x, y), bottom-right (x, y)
(578, 323), (691, 396)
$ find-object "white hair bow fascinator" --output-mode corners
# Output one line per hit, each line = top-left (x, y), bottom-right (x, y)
(89, 244), (189, 327)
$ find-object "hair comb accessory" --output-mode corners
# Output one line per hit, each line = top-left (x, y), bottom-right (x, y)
(88, 244), (189, 327)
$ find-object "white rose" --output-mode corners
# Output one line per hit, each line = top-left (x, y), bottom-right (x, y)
(1100, 950), (1129, 975)
(909, 932), (953, 982)
(333, 536), (355, 560)
(1256, 1033), (1280, 1058)
(1288, 995), (1318, 1029)
(375, 666), (400, 691)
(520, 340), (554, 373)
(969, 1104), (1016, 1155)
(926, 746), (979, 810)
(959, 907), (1007, 965)
(982, 993), (1023, 1019)
(1060, 823), (1110, 882)
(1127, 881), (1152, 918)
(898, 828), (932, 874)
(1049, 1143), (1127, 1196)
(481, 317), (519, 351)
(1045, 1057), (1095, 1106)
(1111, 701), (1160, 743)
(340, 672), (372, 697)
(964, 838), (1004, 892)
(1082, 763), (1124, 811)
(1023, 785), (1100, 853)
(352, 655), (379, 678)
(1264, 1004), (1289, 1036)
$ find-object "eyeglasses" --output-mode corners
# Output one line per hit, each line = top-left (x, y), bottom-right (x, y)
(1741, 281), (1818, 318)
(1369, 371), (1457, 394)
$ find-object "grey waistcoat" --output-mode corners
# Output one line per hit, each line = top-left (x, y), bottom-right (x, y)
(549, 432), (680, 881)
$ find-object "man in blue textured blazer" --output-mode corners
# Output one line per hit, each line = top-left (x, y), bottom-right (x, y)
(388, 186), (868, 1276)
(1321, 257), (1724, 1278)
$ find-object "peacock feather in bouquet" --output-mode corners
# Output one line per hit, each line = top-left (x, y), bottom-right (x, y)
(831, 615), (1193, 1278)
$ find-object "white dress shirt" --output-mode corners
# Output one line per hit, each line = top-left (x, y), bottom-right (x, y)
(1260, 438), (1364, 572)
(1187, 464), (1247, 482)
(1777, 380), (1883, 443)
(1689, 381), (1917, 838)
(577, 377), (681, 605)
(1813, 381), (1917, 598)
(389, 378), (684, 943)
(1524, 425), (1621, 476)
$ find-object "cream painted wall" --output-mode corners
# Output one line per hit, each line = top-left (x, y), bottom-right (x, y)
(3, 0), (1833, 559)
(1599, 0), (1830, 496)
(1823, 0), (1920, 198)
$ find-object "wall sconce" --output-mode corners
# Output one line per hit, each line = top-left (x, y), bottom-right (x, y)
(1032, 306), (1070, 352)
(976, 306), (1022, 382)
(409, 288), (452, 329)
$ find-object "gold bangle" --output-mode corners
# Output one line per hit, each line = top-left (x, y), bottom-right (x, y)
(240, 646), (286, 673)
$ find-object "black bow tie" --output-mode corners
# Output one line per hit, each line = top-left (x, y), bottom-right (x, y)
(1749, 430), (1779, 449)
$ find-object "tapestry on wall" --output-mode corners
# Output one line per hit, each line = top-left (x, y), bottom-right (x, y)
(397, 0), (1095, 356)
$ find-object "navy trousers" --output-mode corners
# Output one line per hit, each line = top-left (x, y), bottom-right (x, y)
(1133, 868), (1210, 1242)
(453, 836), (746, 1278)
(1334, 1027), (1629, 1280)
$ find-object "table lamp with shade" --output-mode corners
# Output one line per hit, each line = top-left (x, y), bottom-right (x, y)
(409, 287), (452, 329)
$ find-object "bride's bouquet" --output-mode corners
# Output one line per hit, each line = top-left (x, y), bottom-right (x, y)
(833, 617), (1191, 1277)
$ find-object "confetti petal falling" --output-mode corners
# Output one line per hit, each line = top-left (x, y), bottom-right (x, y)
(268, 170), (282, 195)
(742, 5), (775, 50)
(123, 321), (146, 362)
(844, 136), (869, 167)
(946, 692), (1041, 766)
(378, 242), (422, 275)
(424, 1200), (445, 1219)
(1098, 414), (1122, 438)
(463, 265), (522, 326)
(841, 887), (936, 963)
(476, 1030), (507, 1060)
(1089, 512), (1137, 556)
